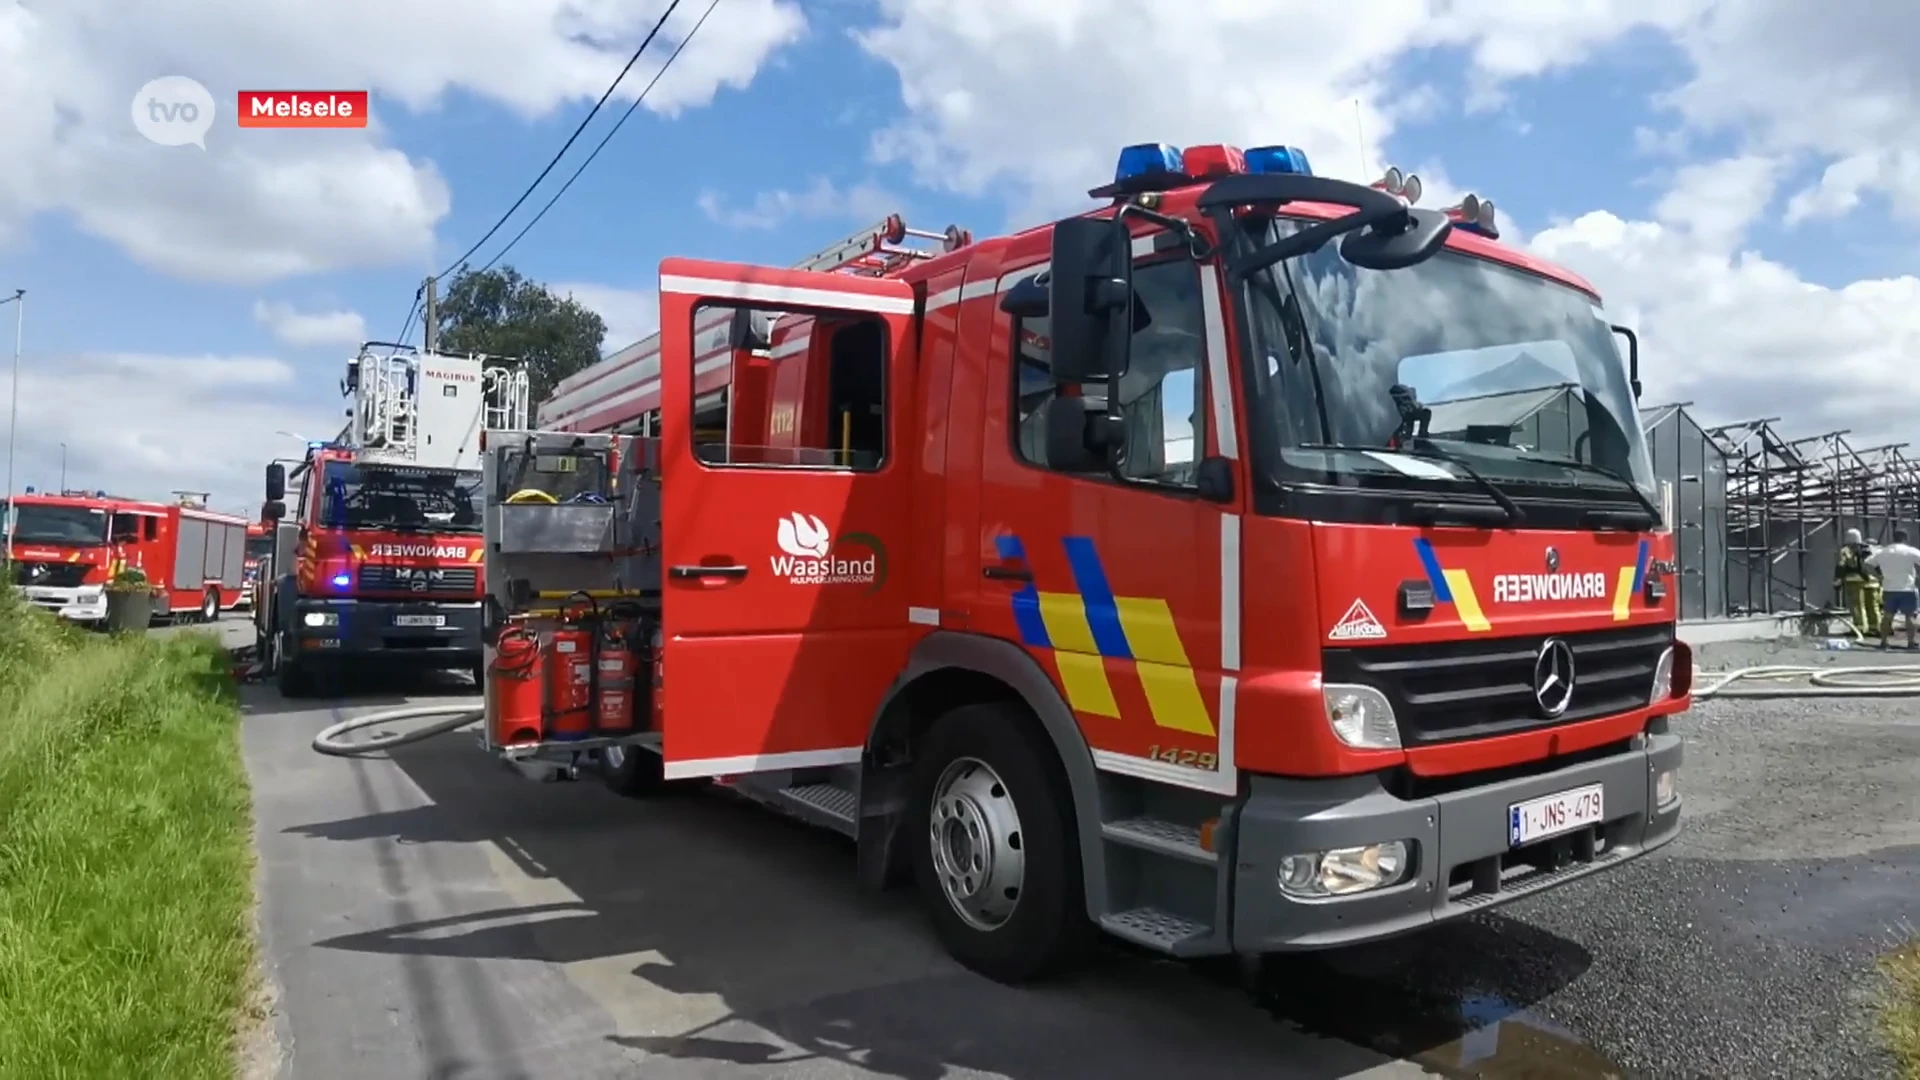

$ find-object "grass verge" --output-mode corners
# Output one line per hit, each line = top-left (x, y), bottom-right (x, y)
(1888, 943), (1920, 1079)
(0, 592), (256, 1079)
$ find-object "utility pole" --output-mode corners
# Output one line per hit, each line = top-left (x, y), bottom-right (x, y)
(423, 275), (438, 353)
(58, 442), (65, 491)
(3, 288), (23, 564)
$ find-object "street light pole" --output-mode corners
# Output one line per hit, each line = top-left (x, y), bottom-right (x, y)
(2, 289), (22, 564)
(59, 442), (66, 491)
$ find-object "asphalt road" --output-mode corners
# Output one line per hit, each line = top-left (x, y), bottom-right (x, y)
(213, 616), (1917, 1080)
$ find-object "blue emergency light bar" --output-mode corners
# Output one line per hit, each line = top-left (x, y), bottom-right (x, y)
(331, 572), (351, 588)
(1108, 142), (1315, 197)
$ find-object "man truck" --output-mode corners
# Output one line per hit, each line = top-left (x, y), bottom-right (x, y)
(460, 146), (1687, 985)
(6, 488), (246, 625)
(254, 345), (528, 696)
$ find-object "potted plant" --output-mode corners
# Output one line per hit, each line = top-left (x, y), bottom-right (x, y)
(104, 567), (154, 634)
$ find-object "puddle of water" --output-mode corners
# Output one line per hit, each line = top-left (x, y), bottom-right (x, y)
(1239, 957), (1636, 1079)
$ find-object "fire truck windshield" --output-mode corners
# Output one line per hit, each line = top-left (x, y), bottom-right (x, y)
(0, 501), (108, 546)
(245, 533), (274, 560)
(317, 462), (482, 534)
(1236, 215), (1656, 512)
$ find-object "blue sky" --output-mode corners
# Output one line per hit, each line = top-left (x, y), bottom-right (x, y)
(1, 0), (1915, 512)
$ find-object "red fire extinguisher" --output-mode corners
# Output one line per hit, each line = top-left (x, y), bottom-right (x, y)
(650, 622), (665, 730)
(544, 625), (595, 740)
(593, 622), (636, 733)
(488, 624), (543, 748)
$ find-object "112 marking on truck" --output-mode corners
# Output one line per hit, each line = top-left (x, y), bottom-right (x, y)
(466, 142), (1692, 983)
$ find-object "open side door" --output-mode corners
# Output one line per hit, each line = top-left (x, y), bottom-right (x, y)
(657, 257), (919, 780)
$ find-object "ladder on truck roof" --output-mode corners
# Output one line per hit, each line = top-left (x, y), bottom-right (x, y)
(346, 346), (531, 469)
(792, 214), (973, 278)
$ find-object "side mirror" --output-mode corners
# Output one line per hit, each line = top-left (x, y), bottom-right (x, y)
(1041, 397), (1110, 472)
(1610, 324), (1642, 400)
(1047, 216), (1134, 384)
(260, 500), (285, 523)
(265, 462), (286, 502)
(1339, 207), (1452, 271)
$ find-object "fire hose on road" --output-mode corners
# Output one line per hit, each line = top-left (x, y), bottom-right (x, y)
(1690, 663), (1920, 700)
(311, 701), (484, 756)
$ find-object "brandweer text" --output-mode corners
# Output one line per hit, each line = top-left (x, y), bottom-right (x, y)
(1491, 571), (1609, 603)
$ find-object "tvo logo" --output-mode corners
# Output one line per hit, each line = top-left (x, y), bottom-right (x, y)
(132, 76), (216, 149)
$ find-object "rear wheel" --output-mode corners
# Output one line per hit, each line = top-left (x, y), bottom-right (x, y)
(909, 701), (1092, 983)
(599, 742), (667, 798)
(200, 588), (219, 622)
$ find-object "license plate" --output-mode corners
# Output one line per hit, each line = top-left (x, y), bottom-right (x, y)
(1509, 784), (1604, 846)
(393, 614), (445, 628)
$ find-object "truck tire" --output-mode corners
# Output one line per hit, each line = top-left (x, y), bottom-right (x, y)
(598, 743), (668, 797)
(275, 632), (315, 698)
(199, 588), (219, 623)
(909, 701), (1092, 984)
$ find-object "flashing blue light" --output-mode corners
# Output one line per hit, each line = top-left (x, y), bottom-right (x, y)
(1245, 145), (1313, 176)
(22, 485), (33, 494)
(330, 573), (351, 588)
(308, 440), (327, 450)
(1115, 143), (1185, 184)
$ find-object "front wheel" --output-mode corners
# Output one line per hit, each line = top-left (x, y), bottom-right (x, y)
(909, 702), (1092, 983)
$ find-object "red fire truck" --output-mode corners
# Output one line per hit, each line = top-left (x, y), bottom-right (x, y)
(5, 488), (246, 624)
(238, 521), (271, 610)
(255, 346), (528, 696)
(478, 146), (1690, 984)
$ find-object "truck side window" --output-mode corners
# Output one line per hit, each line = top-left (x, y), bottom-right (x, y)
(143, 517), (158, 541)
(110, 513), (140, 543)
(1013, 257), (1208, 487)
(692, 303), (889, 472)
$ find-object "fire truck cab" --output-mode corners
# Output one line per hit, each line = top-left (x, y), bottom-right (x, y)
(486, 147), (1690, 984)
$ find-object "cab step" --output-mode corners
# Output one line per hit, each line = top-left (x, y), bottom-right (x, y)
(1101, 817), (1216, 865)
(1098, 907), (1215, 955)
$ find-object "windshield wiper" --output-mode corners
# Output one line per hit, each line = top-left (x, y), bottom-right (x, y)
(1299, 441), (1524, 524)
(1514, 455), (1660, 524)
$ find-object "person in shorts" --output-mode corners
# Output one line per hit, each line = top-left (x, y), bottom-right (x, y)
(1867, 529), (1920, 649)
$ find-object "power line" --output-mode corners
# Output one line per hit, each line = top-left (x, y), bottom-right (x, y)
(433, 0), (683, 281)
(478, 0), (722, 274)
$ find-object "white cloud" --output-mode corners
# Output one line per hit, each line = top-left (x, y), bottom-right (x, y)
(552, 282), (658, 352)
(1652, 154), (1781, 250)
(252, 301), (368, 348)
(696, 178), (903, 231)
(1529, 211), (1920, 447)
(0, 0), (807, 284)
(4, 352), (342, 517)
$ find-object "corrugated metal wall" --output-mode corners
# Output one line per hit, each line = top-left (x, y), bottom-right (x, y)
(1642, 404), (1730, 621)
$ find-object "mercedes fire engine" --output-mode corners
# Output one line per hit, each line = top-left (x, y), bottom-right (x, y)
(5, 488), (246, 625)
(471, 145), (1688, 985)
(255, 345), (528, 696)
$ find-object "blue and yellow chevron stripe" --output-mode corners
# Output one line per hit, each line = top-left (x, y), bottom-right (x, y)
(1412, 536), (1654, 631)
(997, 534), (1214, 735)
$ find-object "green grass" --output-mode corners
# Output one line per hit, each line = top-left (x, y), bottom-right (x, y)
(0, 591), (258, 1079)
(1888, 943), (1920, 1079)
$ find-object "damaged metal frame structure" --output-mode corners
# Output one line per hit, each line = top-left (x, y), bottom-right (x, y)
(1695, 414), (1920, 618)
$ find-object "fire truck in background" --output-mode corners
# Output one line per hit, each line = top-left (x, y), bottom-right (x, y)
(5, 488), (247, 624)
(445, 145), (1689, 985)
(238, 521), (272, 610)
(254, 344), (528, 697)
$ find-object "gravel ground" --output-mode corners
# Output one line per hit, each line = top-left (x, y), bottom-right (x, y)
(1269, 636), (1920, 1079)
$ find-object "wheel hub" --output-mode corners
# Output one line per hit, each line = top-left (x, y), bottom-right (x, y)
(928, 756), (1025, 931)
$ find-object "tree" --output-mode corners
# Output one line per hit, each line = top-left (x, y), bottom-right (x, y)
(432, 266), (607, 406)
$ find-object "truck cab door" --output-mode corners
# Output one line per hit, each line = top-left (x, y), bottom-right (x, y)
(656, 257), (918, 779)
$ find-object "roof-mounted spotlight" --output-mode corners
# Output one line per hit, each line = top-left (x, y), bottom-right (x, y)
(1370, 167), (1424, 205)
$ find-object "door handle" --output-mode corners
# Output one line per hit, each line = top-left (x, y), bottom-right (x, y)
(982, 565), (1033, 582)
(669, 564), (748, 579)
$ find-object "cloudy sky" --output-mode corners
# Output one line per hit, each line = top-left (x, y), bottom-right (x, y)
(1, 0), (1915, 515)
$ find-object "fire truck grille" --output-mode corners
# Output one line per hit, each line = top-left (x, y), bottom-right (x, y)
(1321, 624), (1673, 746)
(12, 561), (89, 589)
(357, 566), (478, 594)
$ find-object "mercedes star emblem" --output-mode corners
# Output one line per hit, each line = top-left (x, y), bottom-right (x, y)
(1533, 638), (1577, 718)
(1544, 546), (1560, 572)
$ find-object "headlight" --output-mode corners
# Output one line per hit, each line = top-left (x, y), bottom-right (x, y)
(1321, 683), (1399, 749)
(1650, 646), (1674, 701)
(1278, 841), (1413, 898)
(302, 611), (337, 628)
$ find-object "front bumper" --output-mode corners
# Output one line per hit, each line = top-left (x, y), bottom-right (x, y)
(287, 597), (482, 665)
(1231, 731), (1683, 951)
(18, 584), (108, 622)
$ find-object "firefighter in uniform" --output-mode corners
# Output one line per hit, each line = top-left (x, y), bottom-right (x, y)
(1835, 528), (1880, 633)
